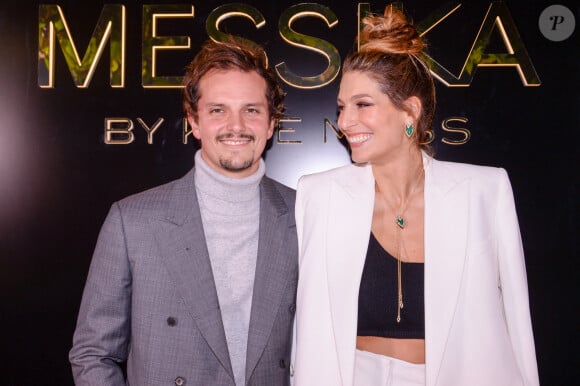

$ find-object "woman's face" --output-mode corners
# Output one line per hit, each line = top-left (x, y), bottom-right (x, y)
(337, 71), (413, 164)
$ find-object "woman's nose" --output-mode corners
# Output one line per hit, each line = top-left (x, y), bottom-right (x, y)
(338, 107), (354, 132)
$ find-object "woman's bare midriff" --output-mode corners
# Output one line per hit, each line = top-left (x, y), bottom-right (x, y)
(356, 336), (425, 364)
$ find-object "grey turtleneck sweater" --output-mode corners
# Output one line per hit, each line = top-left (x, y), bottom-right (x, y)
(194, 150), (263, 386)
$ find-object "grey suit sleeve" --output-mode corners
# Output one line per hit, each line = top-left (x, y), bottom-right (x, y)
(69, 202), (131, 385)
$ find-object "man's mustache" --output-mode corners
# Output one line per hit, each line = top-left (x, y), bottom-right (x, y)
(216, 133), (255, 141)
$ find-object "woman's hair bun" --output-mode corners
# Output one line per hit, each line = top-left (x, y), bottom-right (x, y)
(359, 5), (425, 55)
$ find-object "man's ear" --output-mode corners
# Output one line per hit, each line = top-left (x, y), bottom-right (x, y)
(187, 113), (201, 140)
(267, 118), (276, 139)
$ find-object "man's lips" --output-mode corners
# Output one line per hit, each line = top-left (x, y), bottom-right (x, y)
(216, 133), (255, 145)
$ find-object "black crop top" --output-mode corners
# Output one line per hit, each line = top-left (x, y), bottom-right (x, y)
(357, 233), (425, 339)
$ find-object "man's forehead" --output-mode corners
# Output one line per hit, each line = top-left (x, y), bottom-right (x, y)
(202, 101), (267, 107)
(198, 74), (267, 105)
(199, 68), (265, 84)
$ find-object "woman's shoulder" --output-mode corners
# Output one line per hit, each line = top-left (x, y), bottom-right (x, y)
(429, 157), (508, 182)
(297, 162), (370, 188)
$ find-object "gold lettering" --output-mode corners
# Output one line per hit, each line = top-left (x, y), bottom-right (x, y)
(105, 118), (134, 144)
(183, 117), (194, 144)
(357, 3), (371, 51)
(441, 117), (471, 145)
(417, 1), (540, 86)
(414, 2), (464, 87)
(465, 1), (541, 86)
(278, 118), (302, 144)
(421, 129), (435, 145)
(276, 4), (340, 89)
(206, 3), (266, 61)
(38, 4), (125, 88)
(142, 5), (194, 88)
(136, 117), (164, 144)
(323, 118), (343, 143)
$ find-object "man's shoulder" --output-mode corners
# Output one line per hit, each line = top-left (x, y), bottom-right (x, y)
(263, 175), (295, 196)
(115, 169), (194, 215)
(262, 175), (296, 214)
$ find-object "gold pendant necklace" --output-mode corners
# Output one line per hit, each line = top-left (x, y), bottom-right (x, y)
(377, 168), (424, 323)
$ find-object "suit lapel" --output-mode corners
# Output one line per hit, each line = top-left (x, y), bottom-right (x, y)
(153, 169), (234, 378)
(245, 177), (296, 378)
(326, 164), (375, 386)
(423, 156), (469, 386)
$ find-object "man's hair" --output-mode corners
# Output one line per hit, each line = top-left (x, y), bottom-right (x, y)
(182, 36), (285, 123)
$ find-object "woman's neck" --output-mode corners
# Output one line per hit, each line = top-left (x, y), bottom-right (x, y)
(372, 148), (424, 204)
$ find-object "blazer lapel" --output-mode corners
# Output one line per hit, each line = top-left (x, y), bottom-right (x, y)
(153, 170), (233, 378)
(423, 156), (469, 386)
(326, 164), (375, 386)
(245, 177), (296, 378)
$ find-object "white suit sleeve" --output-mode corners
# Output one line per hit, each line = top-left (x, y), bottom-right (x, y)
(495, 169), (540, 386)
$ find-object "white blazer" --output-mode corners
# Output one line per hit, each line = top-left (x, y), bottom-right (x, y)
(292, 154), (539, 386)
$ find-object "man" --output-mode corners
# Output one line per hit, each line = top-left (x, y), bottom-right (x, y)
(69, 37), (298, 386)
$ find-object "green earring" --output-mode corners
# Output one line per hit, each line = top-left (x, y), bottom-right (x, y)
(404, 123), (415, 138)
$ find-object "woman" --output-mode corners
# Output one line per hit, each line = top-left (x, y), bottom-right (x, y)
(292, 5), (539, 386)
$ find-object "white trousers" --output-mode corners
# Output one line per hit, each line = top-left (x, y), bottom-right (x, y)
(354, 349), (425, 386)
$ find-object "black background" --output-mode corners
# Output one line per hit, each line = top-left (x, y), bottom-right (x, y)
(0, 1), (578, 384)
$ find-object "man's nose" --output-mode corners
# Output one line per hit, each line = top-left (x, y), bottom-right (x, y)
(228, 112), (244, 132)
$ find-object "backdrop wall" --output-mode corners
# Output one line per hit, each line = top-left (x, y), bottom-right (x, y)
(0, 1), (578, 384)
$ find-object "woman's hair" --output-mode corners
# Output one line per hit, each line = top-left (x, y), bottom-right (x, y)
(343, 5), (435, 150)
(182, 36), (285, 123)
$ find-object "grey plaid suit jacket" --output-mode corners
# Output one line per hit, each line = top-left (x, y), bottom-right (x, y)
(69, 167), (298, 385)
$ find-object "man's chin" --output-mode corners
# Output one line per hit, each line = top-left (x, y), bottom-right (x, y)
(219, 158), (254, 173)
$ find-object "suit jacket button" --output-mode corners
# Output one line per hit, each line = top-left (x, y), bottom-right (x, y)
(289, 304), (296, 314)
(175, 376), (185, 385)
(279, 359), (286, 368)
(167, 317), (177, 326)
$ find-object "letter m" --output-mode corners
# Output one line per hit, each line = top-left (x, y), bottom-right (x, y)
(38, 5), (125, 88)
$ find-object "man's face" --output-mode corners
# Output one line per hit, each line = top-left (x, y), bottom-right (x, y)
(188, 69), (275, 178)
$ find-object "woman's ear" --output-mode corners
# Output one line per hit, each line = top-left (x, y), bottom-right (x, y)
(404, 96), (422, 123)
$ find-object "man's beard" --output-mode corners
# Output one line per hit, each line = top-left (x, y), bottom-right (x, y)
(219, 157), (254, 172)
(216, 133), (256, 173)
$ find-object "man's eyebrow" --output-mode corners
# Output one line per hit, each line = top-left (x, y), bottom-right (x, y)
(202, 102), (267, 107)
